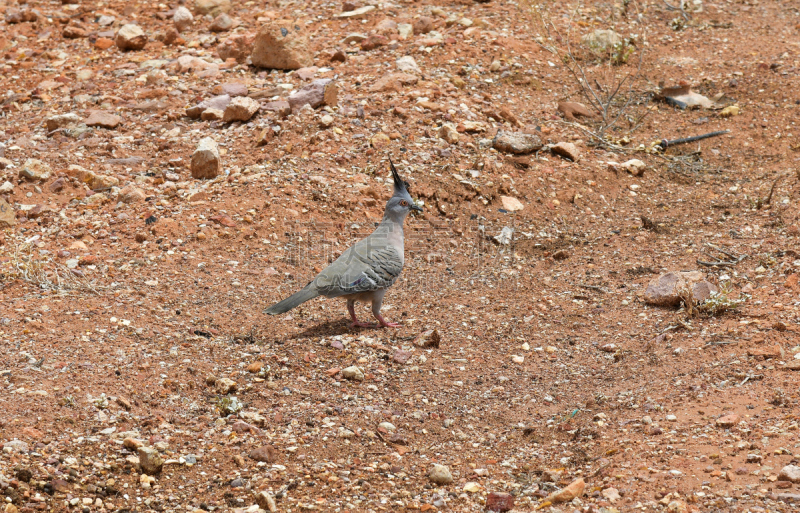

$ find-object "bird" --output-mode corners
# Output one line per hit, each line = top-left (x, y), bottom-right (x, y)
(265, 159), (422, 328)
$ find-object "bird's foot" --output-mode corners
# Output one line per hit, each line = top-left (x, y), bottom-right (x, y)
(374, 314), (401, 328)
(350, 321), (378, 328)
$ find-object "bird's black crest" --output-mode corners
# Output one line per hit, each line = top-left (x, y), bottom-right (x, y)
(388, 157), (411, 193)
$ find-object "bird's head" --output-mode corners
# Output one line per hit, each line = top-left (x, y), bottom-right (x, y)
(385, 158), (423, 220)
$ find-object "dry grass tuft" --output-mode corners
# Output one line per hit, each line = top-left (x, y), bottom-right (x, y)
(0, 242), (99, 294)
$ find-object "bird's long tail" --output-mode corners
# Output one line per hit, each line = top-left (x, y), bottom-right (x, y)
(265, 286), (320, 315)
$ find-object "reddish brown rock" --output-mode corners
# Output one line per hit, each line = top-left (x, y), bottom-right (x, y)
(209, 13), (233, 32)
(163, 28), (184, 46)
(558, 101), (596, 121)
(201, 108), (223, 121)
(777, 465), (800, 483)
(376, 18), (398, 35)
(213, 82), (248, 97)
(545, 478), (585, 503)
(95, 37), (114, 50)
(255, 127), (275, 146)
(63, 25), (87, 38)
(187, 95), (231, 119)
(119, 185), (146, 203)
(217, 33), (254, 63)
(210, 214), (236, 227)
(413, 16), (434, 34)
(262, 101), (292, 118)
(551, 141), (580, 162)
(287, 79), (338, 112)
(191, 137), (221, 179)
(85, 111), (122, 129)
(493, 130), (543, 154)
(49, 177), (67, 193)
(747, 346), (781, 359)
(498, 106), (521, 126)
(249, 445), (278, 463)
(0, 198), (16, 228)
(246, 361), (264, 373)
(78, 255), (98, 266)
(295, 66), (318, 80)
(194, 0), (231, 16)
(19, 159), (52, 181)
(138, 447), (163, 475)
(360, 34), (388, 51)
(330, 49), (347, 62)
(116, 24), (147, 51)
(486, 492), (515, 512)
(393, 350), (412, 364)
(231, 421), (260, 434)
(173, 6), (194, 32)
(644, 271), (718, 307)
(715, 413), (740, 428)
(608, 159), (646, 177)
(369, 73), (418, 93)
(223, 96), (260, 122)
(251, 23), (313, 70)
(414, 329), (441, 348)
(45, 113), (81, 132)
(6, 8), (38, 24)
(50, 478), (71, 493)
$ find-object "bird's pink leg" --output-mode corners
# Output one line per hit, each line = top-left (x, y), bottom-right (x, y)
(348, 300), (377, 328)
(374, 312), (401, 328)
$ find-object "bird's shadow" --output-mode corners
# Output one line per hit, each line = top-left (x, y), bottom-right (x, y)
(284, 318), (359, 340)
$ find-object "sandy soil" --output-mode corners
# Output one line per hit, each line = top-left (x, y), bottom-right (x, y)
(0, 0), (799, 512)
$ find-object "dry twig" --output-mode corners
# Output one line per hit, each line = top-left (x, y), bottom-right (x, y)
(697, 243), (746, 268)
(658, 130), (730, 150)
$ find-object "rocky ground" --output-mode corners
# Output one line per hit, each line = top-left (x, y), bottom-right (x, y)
(1, 0), (800, 512)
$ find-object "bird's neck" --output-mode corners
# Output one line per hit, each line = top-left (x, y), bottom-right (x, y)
(377, 215), (405, 249)
(381, 210), (407, 227)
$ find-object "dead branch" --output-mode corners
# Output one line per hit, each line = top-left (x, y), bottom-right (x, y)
(579, 284), (608, 293)
(658, 130), (731, 150)
(763, 174), (785, 207)
(697, 243), (747, 267)
(663, 0), (690, 21)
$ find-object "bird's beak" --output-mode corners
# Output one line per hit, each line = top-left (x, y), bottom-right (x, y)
(411, 204), (423, 212)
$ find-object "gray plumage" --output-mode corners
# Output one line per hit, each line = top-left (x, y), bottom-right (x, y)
(264, 285), (320, 315)
(265, 159), (422, 328)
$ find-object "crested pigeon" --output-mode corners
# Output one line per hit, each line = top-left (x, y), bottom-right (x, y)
(265, 160), (422, 328)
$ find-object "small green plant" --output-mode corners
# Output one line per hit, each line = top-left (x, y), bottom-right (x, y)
(216, 396), (243, 416)
(611, 39), (636, 65)
(62, 396), (76, 407)
(671, 17), (687, 31)
(698, 282), (745, 316)
(93, 393), (109, 409)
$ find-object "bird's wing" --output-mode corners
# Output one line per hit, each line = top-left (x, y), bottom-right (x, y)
(313, 241), (403, 298)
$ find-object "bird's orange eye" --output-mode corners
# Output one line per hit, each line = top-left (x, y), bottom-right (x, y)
(400, 200), (408, 206)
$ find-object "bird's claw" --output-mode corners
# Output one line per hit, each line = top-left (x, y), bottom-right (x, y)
(379, 321), (401, 328)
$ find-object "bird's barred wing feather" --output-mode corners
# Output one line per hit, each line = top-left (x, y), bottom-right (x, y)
(314, 244), (403, 297)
